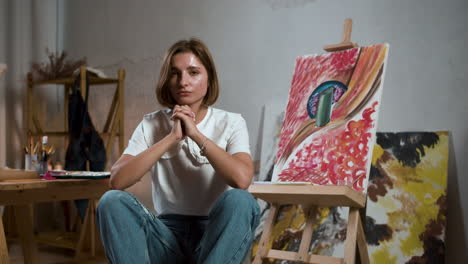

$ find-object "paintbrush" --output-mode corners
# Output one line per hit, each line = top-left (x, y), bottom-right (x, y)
(47, 146), (55, 155)
(29, 137), (34, 155)
(33, 142), (40, 155)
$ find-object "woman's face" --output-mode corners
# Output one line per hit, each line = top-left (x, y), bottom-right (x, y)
(169, 52), (208, 108)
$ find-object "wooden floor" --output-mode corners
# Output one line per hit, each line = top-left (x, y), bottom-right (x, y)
(7, 239), (107, 264)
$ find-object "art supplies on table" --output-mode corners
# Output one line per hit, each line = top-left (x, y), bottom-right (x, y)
(24, 153), (38, 171)
(24, 136), (56, 174)
(48, 170), (110, 179)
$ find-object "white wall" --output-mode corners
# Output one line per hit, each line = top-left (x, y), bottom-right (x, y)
(2, 0), (33, 170)
(40, 0), (468, 261)
(1, 0), (72, 230)
(1, 0), (62, 168)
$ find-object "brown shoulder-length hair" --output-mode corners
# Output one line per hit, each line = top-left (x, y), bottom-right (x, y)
(156, 38), (219, 108)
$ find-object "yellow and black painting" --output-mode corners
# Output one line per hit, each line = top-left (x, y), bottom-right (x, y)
(366, 131), (448, 263)
(251, 131), (448, 263)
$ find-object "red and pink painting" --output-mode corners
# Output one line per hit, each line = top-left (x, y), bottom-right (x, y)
(272, 44), (389, 192)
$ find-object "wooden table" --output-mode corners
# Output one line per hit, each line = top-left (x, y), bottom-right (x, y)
(0, 169), (110, 264)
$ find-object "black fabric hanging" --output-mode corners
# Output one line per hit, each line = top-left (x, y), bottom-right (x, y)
(65, 72), (107, 171)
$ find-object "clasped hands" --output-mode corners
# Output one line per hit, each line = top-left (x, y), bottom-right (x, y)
(170, 105), (199, 140)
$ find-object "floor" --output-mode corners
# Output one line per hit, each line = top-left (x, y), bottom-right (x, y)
(8, 239), (107, 264)
(8, 238), (258, 264)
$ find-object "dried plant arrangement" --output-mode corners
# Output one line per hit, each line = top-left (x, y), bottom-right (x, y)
(31, 49), (86, 82)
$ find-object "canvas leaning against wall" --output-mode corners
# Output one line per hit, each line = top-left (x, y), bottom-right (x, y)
(258, 102), (286, 182)
(251, 204), (349, 262)
(253, 102), (285, 251)
(365, 131), (449, 263)
(272, 44), (389, 192)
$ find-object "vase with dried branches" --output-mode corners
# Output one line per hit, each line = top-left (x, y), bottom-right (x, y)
(31, 49), (86, 82)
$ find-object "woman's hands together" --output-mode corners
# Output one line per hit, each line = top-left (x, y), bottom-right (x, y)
(170, 105), (199, 140)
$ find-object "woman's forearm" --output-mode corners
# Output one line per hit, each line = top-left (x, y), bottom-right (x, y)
(110, 134), (179, 190)
(191, 132), (254, 189)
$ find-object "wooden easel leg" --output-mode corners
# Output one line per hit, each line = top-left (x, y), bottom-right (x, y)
(356, 215), (369, 264)
(295, 205), (318, 263)
(344, 207), (359, 264)
(94, 209), (104, 257)
(253, 203), (279, 264)
(0, 216), (9, 264)
(75, 200), (104, 260)
(90, 201), (96, 257)
(103, 89), (119, 134)
(14, 204), (39, 264)
(75, 200), (92, 260)
(89, 200), (104, 257)
(106, 109), (119, 161)
(117, 69), (125, 156)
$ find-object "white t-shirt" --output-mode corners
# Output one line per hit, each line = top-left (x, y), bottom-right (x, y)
(123, 107), (251, 216)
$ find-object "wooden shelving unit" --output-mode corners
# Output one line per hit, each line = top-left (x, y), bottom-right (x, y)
(26, 66), (126, 165)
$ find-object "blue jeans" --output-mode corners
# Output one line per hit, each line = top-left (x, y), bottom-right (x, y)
(96, 189), (260, 264)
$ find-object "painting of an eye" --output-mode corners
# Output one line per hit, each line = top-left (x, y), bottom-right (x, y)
(307, 80), (347, 127)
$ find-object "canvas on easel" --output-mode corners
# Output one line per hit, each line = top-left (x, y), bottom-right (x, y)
(271, 43), (389, 192)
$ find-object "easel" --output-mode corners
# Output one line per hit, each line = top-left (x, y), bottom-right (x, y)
(250, 19), (369, 264)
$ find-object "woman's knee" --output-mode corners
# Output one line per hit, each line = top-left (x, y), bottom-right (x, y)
(97, 190), (133, 214)
(216, 189), (260, 215)
(209, 189), (261, 237)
